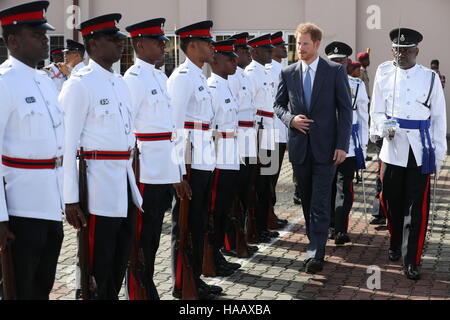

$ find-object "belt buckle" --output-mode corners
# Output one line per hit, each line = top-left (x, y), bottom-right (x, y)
(54, 156), (63, 169)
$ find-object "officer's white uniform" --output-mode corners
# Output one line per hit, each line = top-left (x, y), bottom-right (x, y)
(370, 61), (447, 170)
(59, 59), (142, 218)
(208, 73), (240, 171)
(44, 63), (67, 92)
(168, 57), (216, 171)
(70, 61), (85, 77)
(124, 58), (182, 184)
(348, 76), (369, 158)
(0, 56), (64, 222)
(266, 59), (288, 144)
(228, 66), (257, 159)
(244, 60), (275, 151)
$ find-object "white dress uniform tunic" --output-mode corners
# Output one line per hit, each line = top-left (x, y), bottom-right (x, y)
(70, 61), (86, 77)
(266, 59), (288, 144)
(0, 56), (64, 222)
(208, 73), (240, 171)
(244, 60), (276, 151)
(44, 63), (67, 92)
(124, 58), (182, 184)
(370, 61), (447, 170)
(60, 59), (142, 218)
(348, 76), (369, 159)
(168, 57), (216, 172)
(228, 66), (257, 159)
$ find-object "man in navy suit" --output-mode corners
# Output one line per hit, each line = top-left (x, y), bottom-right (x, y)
(274, 23), (352, 274)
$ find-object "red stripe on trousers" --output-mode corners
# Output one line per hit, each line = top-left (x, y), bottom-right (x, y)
(379, 161), (392, 235)
(210, 169), (220, 213)
(346, 180), (354, 232)
(224, 233), (231, 251)
(416, 176), (430, 265)
(88, 214), (96, 269)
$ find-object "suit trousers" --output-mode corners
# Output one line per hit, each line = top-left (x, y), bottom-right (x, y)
(331, 157), (357, 233)
(171, 169), (213, 290)
(9, 216), (63, 300)
(293, 146), (336, 260)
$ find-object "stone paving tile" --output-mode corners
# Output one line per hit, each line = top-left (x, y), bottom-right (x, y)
(52, 153), (450, 300)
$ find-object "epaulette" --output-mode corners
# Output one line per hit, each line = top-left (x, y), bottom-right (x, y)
(208, 85), (216, 89)
(36, 69), (48, 77)
(178, 66), (189, 74)
(349, 76), (362, 84)
(127, 65), (141, 76)
(0, 64), (13, 76)
(73, 67), (93, 77)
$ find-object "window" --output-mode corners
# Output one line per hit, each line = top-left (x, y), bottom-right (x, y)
(287, 34), (298, 65)
(0, 38), (7, 64)
(120, 38), (134, 75)
(163, 35), (180, 77)
(49, 35), (64, 59)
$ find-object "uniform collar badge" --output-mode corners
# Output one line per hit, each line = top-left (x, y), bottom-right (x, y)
(100, 99), (110, 105)
(25, 97), (36, 103)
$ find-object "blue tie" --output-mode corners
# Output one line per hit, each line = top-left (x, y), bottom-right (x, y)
(303, 66), (312, 111)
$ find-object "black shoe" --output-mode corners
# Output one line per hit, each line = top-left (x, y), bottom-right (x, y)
(261, 230), (279, 238)
(215, 265), (234, 277)
(365, 155), (373, 161)
(334, 232), (351, 245)
(302, 258), (312, 268)
(198, 286), (216, 300)
(370, 216), (386, 225)
(257, 235), (271, 243)
(328, 228), (335, 240)
(75, 289), (82, 300)
(221, 248), (237, 257)
(172, 289), (181, 299)
(278, 218), (288, 225)
(293, 196), (301, 205)
(403, 264), (420, 280)
(388, 248), (401, 261)
(247, 245), (258, 253)
(223, 261), (241, 270)
(305, 259), (324, 274)
(198, 279), (223, 295)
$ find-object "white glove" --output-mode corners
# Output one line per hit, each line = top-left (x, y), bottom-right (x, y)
(380, 120), (399, 140)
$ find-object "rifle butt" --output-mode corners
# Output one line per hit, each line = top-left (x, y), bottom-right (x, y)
(202, 235), (216, 277)
(0, 244), (16, 300)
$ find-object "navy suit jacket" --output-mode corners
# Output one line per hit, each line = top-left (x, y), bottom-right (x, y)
(274, 57), (353, 165)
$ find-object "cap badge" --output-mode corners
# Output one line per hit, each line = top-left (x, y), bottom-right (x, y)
(400, 34), (405, 42)
(334, 47), (338, 53)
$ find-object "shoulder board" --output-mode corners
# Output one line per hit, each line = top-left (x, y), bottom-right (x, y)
(36, 70), (48, 77)
(265, 64), (273, 70)
(0, 64), (13, 76)
(349, 76), (361, 84)
(74, 67), (93, 77)
(208, 85), (216, 89)
(178, 66), (189, 74)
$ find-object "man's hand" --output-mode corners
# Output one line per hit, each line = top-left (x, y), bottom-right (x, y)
(0, 222), (15, 255)
(65, 203), (87, 231)
(56, 62), (70, 76)
(173, 179), (192, 201)
(333, 149), (347, 166)
(290, 114), (314, 134)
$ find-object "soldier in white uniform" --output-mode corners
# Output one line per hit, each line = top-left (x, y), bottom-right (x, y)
(245, 34), (279, 242)
(266, 31), (289, 229)
(224, 32), (259, 257)
(370, 28), (447, 280)
(124, 18), (189, 300)
(0, 1), (64, 299)
(168, 20), (222, 300)
(59, 13), (142, 299)
(325, 42), (369, 244)
(207, 39), (242, 276)
(63, 39), (86, 77)
(43, 47), (67, 91)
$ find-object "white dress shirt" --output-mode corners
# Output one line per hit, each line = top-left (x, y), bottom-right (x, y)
(370, 61), (447, 168)
(168, 57), (216, 172)
(208, 73), (240, 170)
(228, 66), (257, 158)
(124, 58), (182, 184)
(59, 59), (142, 218)
(0, 56), (65, 222)
(301, 56), (320, 90)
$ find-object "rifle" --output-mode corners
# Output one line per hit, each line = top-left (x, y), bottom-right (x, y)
(230, 198), (250, 258)
(177, 163), (197, 300)
(78, 148), (97, 300)
(127, 145), (148, 300)
(267, 183), (282, 230)
(0, 239), (16, 300)
(246, 119), (263, 244)
(202, 167), (216, 277)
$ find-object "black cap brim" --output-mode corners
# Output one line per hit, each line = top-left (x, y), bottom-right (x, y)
(30, 22), (55, 31)
(217, 51), (238, 58)
(138, 34), (170, 42)
(235, 44), (251, 49)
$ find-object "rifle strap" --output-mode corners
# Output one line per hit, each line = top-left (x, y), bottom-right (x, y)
(423, 72), (436, 109)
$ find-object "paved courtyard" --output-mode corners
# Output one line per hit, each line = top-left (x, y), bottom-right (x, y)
(51, 152), (450, 300)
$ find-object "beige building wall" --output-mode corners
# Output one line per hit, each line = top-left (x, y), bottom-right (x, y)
(1, 0), (449, 133)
